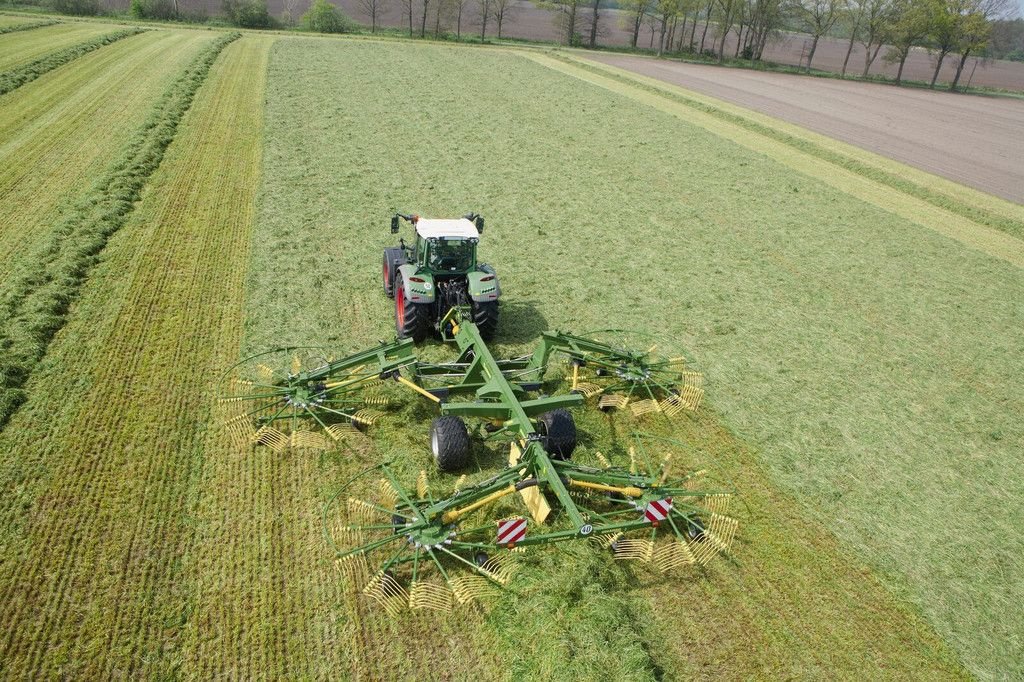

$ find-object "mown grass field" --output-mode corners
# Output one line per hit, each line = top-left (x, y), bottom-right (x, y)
(0, 24), (1020, 680)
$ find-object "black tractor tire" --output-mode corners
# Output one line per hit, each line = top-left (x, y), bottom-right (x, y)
(430, 415), (471, 472)
(471, 300), (499, 340)
(395, 273), (432, 342)
(537, 408), (576, 460)
(382, 247), (406, 299)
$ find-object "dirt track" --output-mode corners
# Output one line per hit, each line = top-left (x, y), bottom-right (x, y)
(584, 54), (1024, 204)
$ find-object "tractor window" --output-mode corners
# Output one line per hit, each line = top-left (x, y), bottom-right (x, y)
(429, 239), (475, 272)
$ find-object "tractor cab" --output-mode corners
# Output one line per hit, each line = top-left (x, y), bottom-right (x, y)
(412, 219), (479, 274)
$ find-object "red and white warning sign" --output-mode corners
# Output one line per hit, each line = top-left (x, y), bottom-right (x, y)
(496, 517), (527, 546)
(644, 498), (673, 525)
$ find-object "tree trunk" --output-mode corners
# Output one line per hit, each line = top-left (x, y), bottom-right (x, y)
(678, 15), (687, 51)
(842, 31), (856, 76)
(699, 7), (710, 52)
(568, 1), (577, 45)
(408, 0), (413, 35)
(480, 0), (488, 41)
(421, 0), (429, 37)
(862, 41), (880, 76)
(632, 9), (642, 47)
(734, 23), (744, 57)
(929, 50), (947, 88)
(689, 7), (699, 50)
(657, 14), (667, 55)
(435, 2), (442, 37)
(895, 52), (908, 85)
(805, 34), (819, 72)
(589, 0), (600, 47)
(717, 21), (728, 62)
(457, 3), (462, 37)
(950, 49), (970, 90)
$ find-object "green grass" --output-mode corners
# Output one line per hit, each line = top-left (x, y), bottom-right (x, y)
(0, 29), (1017, 679)
(240, 36), (1018, 677)
(0, 14), (57, 32)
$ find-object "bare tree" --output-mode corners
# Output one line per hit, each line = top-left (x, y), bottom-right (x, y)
(492, 0), (517, 36)
(282, 0), (299, 24)
(713, 0), (741, 61)
(421, 0), (431, 36)
(478, 0), (491, 39)
(858, 0), (892, 75)
(434, 0), (453, 36)
(452, 0), (469, 36)
(402, 0), (416, 34)
(795, 0), (844, 71)
(359, 0), (388, 31)
(588, 0), (603, 47)
(840, 0), (868, 74)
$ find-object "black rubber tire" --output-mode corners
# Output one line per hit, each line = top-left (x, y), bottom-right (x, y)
(382, 247), (405, 299)
(537, 408), (576, 460)
(395, 273), (432, 342)
(471, 300), (499, 340)
(430, 415), (471, 472)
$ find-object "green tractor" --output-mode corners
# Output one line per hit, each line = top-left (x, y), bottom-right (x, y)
(382, 213), (500, 342)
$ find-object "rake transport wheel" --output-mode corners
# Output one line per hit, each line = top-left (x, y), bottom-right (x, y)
(395, 273), (431, 342)
(430, 415), (471, 472)
(218, 346), (391, 452)
(537, 409), (576, 460)
(470, 300), (499, 341)
(328, 465), (519, 614)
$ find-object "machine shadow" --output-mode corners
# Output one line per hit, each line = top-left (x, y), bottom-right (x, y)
(492, 300), (550, 346)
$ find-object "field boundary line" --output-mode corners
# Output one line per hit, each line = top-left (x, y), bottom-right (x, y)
(0, 31), (240, 431)
(0, 27), (146, 96)
(522, 52), (1024, 268)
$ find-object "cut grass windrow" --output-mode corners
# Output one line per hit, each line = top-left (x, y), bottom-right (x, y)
(0, 17), (59, 34)
(0, 23), (119, 72)
(0, 35), (271, 677)
(552, 52), (1024, 242)
(0, 31), (240, 430)
(0, 31), (216, 268)
(0, 27), (146, 96)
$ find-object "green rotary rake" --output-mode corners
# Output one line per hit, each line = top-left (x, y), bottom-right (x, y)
(219, 308), (736, 612)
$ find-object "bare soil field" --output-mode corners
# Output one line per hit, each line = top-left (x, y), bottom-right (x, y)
(584, 53), (1024, 203)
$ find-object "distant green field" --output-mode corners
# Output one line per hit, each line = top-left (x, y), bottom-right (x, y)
(0, 27), (1019, 680)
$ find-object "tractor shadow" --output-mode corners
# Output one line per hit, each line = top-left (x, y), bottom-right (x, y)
(494, 300), (550, 346)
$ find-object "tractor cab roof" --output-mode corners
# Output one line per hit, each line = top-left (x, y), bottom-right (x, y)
(414, 218), (479, 240)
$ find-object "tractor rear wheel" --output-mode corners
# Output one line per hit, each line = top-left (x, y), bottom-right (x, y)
(430, 415), (470, 472)
(395, 273), (431, 342)
(382, 247), (405, 299)
(537, 408), (576, 460)
(471, 300), (499, 340)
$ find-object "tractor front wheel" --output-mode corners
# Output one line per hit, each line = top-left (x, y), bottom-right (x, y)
(537, 408), (576, 460)
(395, 273), (431, 342)
(430, 415), (471, 472)
(471, 300), (499, 340)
